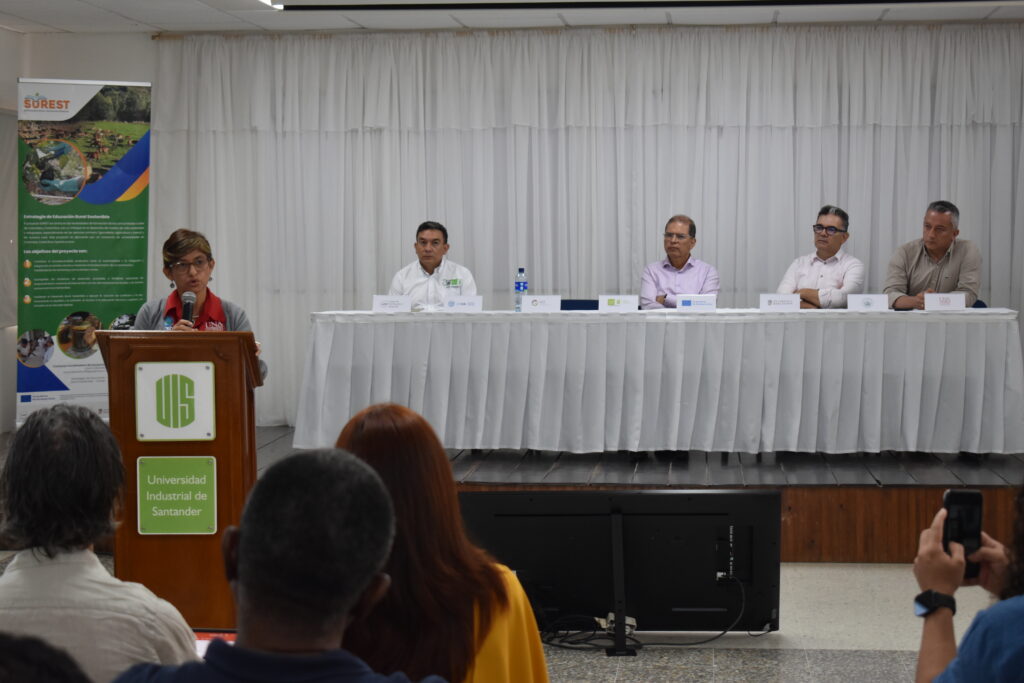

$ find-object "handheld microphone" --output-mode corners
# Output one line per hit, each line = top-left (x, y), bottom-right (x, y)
(181, 291), (197, 323)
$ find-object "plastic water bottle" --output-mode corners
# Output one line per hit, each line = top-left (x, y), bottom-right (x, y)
(514, 267), (528, 312)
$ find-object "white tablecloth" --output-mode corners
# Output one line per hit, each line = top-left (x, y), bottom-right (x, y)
(294, 309), (1024, 454)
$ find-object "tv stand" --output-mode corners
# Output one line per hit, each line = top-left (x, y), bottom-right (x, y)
(606, 510), (637, 656)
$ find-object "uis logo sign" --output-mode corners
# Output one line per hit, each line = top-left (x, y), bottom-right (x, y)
(136, 362), (215, 441)
(155, 374), (196, 428)
(23, 92), (72, 111)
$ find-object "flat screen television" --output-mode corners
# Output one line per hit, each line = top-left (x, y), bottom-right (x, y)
(459, 490), (780, 649)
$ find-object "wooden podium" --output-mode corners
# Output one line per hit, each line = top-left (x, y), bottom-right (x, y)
(97, 330), (263, 629)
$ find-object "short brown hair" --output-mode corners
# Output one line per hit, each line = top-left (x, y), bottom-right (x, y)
(665, 214), (696, 238)
(162, 229), (213, 268)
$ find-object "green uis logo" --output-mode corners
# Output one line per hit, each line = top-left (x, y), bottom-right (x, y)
(155, 374), (195, 428)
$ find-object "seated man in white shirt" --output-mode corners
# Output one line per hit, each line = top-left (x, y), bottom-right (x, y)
(389, 221), (477, 311)
(776, 205), (865, 309)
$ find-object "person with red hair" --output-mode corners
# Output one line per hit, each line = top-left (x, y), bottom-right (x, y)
(336, 403), (549, 683)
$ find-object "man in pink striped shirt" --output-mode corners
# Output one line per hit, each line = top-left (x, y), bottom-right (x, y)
(640, 214), (721, 310)
(776, 205), (865, 309)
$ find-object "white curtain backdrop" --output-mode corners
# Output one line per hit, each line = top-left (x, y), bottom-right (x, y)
(152, 25), (1024, 427)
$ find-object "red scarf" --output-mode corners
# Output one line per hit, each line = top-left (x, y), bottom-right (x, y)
(162, 289), (227, 331)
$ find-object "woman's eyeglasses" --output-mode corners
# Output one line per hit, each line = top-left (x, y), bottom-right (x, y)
(169, 257), (210, 273)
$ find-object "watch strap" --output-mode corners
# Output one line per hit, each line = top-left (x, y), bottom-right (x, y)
(914, 590), (956, 617)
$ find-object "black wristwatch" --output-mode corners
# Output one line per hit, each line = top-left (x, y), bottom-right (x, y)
(914, 590), (956, 617)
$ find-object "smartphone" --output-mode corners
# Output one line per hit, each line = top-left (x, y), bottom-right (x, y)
(943, 489), (983, 580)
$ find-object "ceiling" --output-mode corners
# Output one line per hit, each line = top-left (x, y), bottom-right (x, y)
(0, 0), (1022, 33)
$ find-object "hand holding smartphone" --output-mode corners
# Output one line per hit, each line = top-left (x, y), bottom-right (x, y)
(942, 489), (983, 580)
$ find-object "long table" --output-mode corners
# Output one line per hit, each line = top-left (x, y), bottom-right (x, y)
(293, 309), (1024, 454)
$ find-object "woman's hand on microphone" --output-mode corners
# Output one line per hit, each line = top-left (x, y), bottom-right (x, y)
(170, 318), (195, 331)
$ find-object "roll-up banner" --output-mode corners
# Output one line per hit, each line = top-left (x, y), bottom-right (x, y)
(16, 78), (151, 423)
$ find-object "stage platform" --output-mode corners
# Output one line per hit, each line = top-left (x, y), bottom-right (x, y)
(245, 427), (1022, 565)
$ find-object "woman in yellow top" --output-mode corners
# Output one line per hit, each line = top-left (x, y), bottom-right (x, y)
(337, 404), (549, 683)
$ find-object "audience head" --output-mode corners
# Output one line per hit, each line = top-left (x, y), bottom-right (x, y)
(0, 632), (90, 683)
(225, 449), (395, 636)
(1, 405), (123, 558)
(813, 204), (850, 258)
(1000, 480), (1024, 600)
(336, 404), (463, 553)
(922, 200), (960, 258)
(336, 403), (507, 681)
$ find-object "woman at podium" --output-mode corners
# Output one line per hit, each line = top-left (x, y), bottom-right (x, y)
(133, 229), (254, 333)
(336, 404), (549, 683)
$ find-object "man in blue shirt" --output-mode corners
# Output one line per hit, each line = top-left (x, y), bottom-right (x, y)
(116, 450), (446, 683)
(913, 499), (1024, 682)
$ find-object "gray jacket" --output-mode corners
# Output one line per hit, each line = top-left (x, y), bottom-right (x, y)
(133, 296), (253, 332)
(132, 296), (267, 379)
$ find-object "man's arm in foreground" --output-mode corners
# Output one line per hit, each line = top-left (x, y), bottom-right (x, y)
(914, 508), (964, 683)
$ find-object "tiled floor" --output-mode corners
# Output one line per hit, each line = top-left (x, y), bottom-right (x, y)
(544, 646), (918, 682)
(540, 562), (994, 682)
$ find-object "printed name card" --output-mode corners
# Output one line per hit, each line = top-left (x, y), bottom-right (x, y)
(925, 292), (966, 311)
(676, 294), (717, 312)
(443, 295), (484, 312)
(522, 295), (561, 312)
(759, 293), (800, 312)
(847, 294), (889, 311)
(598, 295), (639, 312)
(372, 295), (412, 313)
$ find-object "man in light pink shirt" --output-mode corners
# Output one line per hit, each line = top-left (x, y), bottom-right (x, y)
(640, 214), (720, 310)
(776, 205), (865, 309)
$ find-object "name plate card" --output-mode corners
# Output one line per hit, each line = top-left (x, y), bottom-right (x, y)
(523, 295), (562, 312)
(759, 293), (801, 312)
(443, 295), (484, 312)
(925, 292), (967, 311)
(598, 295), (639, 312)
(676, 294), (717, 312)
(372, 295), (412, 313)
(848, 294), (889, 311)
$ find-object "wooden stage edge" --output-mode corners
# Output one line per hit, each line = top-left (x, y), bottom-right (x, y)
(456, 482), (1018, 564)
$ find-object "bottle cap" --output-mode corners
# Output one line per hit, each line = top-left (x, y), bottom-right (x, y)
(518, 267), (525, 273)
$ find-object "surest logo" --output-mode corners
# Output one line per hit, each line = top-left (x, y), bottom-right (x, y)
(23, 93), (71, 111)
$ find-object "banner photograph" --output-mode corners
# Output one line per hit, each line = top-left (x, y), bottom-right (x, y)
(16, 78), (151, 423)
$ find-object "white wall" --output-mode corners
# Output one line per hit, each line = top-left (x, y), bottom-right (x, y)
(0, 27), (25, 111)
(23, 33), (156, 84)
(0, 28), (23, 430)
